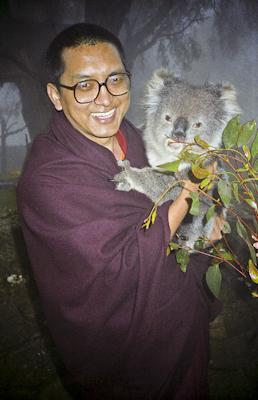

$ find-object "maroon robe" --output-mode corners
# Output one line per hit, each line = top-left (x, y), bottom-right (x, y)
(17, 110), (221, 399)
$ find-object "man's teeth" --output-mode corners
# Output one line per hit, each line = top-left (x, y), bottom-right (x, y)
(91, 109), (115, 119)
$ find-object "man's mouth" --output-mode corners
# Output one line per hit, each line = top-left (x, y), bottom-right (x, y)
(91, 109), (116, 121)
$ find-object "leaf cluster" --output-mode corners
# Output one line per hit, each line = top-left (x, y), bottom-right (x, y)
(145, 117), (258, 298)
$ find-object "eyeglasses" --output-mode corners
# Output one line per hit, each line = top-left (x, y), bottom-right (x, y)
(58, 72), (131, 104)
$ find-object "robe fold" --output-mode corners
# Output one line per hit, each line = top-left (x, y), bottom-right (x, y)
(17, 110), (221, 399)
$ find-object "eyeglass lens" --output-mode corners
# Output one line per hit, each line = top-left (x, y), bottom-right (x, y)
(75, 73), (130, 103)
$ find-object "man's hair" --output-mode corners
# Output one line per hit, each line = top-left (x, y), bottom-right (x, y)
(45, 23), (126, 85)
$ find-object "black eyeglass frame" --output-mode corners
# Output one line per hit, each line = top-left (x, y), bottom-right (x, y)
(58, 72), (131, 104)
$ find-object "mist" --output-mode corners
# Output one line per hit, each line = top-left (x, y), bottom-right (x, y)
(0, 1), (258, 398)
(1, 0), (258, 174)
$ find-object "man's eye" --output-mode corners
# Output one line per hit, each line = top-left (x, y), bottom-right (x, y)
(78, 81), (93, 90)
(165, 115), (172, 122)
(109, 75), (121, 84)
(192, 122), (202, 128)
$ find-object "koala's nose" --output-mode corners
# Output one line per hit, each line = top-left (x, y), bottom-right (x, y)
(172, 117), (188, 139)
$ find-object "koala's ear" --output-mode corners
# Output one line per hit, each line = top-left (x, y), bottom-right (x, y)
(143, 68), (175, 115)
(220, 83), (242, 116)
(205, 81), (241, 116)
(146, 69), (167, 94)
(204, 81), (235, 99)
(204, 81), (224, 97)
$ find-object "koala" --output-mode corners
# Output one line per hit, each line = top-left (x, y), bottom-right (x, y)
(114, 69), (241, 250)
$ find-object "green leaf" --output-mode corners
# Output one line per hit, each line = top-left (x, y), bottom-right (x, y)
(237, 120), (256, 147)
(248, 259), (258, 283)
(247, 242), (257, 266)
(253, 158), (258, 172)
(251, 131), (258, 158)
(236, 220), (257, 265)
(222, 221), (231, 234)
(194, 238), (207, 250)
(210, 242), (225, 254)
(142, 207), (157, 230)
(236, 167), (248, 172)
(176, 249), (190, 273)
(189, 192), (200, 216)
(242, 144), (251, 161)
(253, 217), (258, 234)
(236, 219), (248, 240)
(199, 177), (211, 189)
(151, 208), (157, 224)
(158, 160), (181, 172)
(206, 264), (222, 298)
(217, 180), (232, 206)
(232, 182), (240, 203)
(194, 135), (210, 149)
(219, 250), (234, 260)
(207, 182), (214, 190)
(206, 204), (216, 222)
(191, 164), (210, 179)
(180, 148), (199, 162)
(244, 198), (257, 210)
(169, 242), (180, 250)
(222, 115), (240, 149)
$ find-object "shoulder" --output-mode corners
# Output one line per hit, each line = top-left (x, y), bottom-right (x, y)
(19, 132), (66, 182)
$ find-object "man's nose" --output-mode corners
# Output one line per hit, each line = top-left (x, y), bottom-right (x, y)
(94, 84), (112, 106)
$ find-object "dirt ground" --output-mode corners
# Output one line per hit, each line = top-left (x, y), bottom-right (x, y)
(0, 195), (258, 399)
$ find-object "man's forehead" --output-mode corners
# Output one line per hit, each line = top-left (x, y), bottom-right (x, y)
(61, 43), (124, 75)
(62, 42), (121, 61)
(62, 42), (123, 65)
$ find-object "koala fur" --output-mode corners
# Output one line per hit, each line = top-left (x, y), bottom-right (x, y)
(114, 69), (241, 250)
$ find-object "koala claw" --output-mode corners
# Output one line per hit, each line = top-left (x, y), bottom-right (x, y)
(113, 160), (132, 192)
(114, 174), (132, 191)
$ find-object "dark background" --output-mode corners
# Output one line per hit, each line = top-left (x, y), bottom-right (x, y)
(0, 1), (258, 399)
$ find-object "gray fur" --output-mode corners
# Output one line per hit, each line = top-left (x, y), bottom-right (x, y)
(114, 69), (241, 250)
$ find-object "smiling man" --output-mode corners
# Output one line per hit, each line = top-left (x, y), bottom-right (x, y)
(17, 23), (222, 399)
(47, 41), (130, 154)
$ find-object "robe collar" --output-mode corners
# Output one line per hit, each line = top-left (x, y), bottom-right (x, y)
(50, 110), (127, 163)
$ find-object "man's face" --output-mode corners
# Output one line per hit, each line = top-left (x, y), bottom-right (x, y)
(47, 42), (130, 146)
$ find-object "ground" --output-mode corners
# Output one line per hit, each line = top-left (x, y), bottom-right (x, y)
(0, 186), (258, 399)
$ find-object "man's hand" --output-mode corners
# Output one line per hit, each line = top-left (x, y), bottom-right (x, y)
(182, 179), (199, 197)
(209, 214), (226, 242)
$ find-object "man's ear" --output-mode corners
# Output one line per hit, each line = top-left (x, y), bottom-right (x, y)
(47, 83), (63, 111)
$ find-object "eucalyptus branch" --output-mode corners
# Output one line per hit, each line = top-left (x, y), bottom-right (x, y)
(221, 232), (245, 273)
(144, 117), (258, 295)
(199, 150), (252, 195)
(207, 240), (247, 277)
(171, 239), (247, 278)
(142, 179), (186, 229)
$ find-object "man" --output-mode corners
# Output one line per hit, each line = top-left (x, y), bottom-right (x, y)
(17, 23), (223, 399)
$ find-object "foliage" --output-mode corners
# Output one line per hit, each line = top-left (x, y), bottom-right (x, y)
(143, 117), (258, 298)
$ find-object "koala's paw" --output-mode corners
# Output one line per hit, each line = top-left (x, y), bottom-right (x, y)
(117, 159), (130, 169)
(113, 160), (133, 192)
